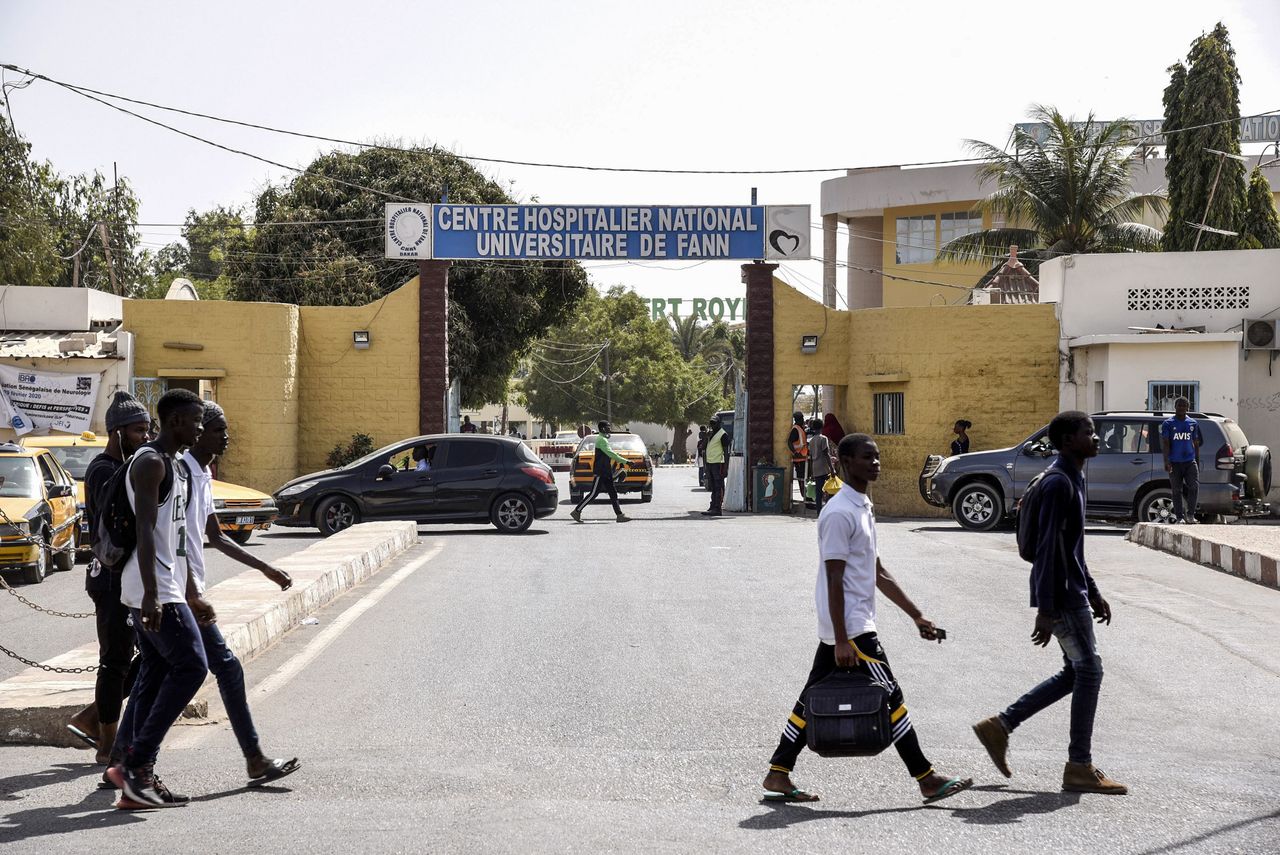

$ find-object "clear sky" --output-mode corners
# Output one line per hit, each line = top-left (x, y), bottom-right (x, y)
(4, 0), (1280, 307)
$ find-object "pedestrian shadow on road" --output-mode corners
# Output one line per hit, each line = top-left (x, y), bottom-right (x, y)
(1, 763), (97, 802)
(190, 783), (293, 802)
(0, 780), (141, 842)
(740, 785), (1080, 831)
(414, 528), (550, 536)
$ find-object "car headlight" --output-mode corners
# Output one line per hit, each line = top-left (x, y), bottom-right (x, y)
(277, 481), (314, 498)
(932, 459), (950, 477)
(213, 499), (226, 510)
(260, 498), (276, 509)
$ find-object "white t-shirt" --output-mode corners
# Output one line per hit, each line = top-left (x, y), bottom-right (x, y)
(814, 483), (878, 643)
(120, 447), (192, 608)
(182, 450), (214, 594)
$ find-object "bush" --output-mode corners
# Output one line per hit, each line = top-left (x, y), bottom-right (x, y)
(327, 433), (376, 469)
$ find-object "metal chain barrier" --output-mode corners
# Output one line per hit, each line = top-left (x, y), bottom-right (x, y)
(0, 505), (93, 618)
(0, 639), (98, 673)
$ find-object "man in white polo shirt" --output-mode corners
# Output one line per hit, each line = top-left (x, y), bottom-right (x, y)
(761, 433), (973, 804)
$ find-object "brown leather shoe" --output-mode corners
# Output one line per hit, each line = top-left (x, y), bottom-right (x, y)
(1062, 762), (1128, 794)
(972, 716), (1011, 778)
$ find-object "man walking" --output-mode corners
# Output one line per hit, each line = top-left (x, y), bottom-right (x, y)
(570, 421), (632, 523)
(108, 388), (209, 809)
(702, 416), (729, 516)
(65, 392), (151, 765)
(762, 433), (972, 804)
(1160, 397), (1202, 524)
(972, 411), (1127, 795)
(181, 402), (301, 786)
(807, 418), (835, 514)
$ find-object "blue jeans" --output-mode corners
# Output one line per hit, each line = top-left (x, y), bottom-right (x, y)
(999, 605), (1103, 765)
(121, 603), (208, 768)
(200, 621), (260, 758)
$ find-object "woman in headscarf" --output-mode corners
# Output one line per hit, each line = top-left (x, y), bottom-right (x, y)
(820, 413), (845, 447)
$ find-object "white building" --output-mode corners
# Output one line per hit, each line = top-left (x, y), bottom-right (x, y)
(1040, 249), (1280, 504)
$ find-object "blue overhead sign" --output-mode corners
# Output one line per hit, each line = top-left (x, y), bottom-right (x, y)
(384, 203), (811, 262)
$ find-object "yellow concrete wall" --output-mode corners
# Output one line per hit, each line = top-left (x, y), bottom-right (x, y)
(772, 280), (1060, 516)
(296, 279), (420, 476)
(880, 202), (993, 307)
(124, 299), (300, 493)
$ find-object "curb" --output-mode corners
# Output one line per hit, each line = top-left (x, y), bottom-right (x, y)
(1126, 523), (1280, 590)
(0, 521), (417, 747)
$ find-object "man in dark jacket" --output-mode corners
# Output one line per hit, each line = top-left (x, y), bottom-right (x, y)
(971, 411), (1126, 795)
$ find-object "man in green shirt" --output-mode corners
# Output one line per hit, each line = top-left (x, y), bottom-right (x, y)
(702, 416), (729, 516)
(571, 421), (632, 523)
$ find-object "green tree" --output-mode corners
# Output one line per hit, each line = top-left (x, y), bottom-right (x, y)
(225, 144), (589, 407)
(664, 315), (738, 459)
(183, 205), (248, 279)
(523, 287), (705, 429)
(1161, 23), (1246, 252)
(1238, 166), (1280, 249)
(0, 110), (62, 286)
(937, 105), (1165, 281)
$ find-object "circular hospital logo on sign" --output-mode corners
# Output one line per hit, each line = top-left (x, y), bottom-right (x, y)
(387, 205), (431, 253)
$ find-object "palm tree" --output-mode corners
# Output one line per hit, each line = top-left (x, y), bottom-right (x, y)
(937, 106), (1166, 283)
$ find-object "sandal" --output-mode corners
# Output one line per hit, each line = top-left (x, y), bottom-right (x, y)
(763, 788), (820, 803)
(247, 757), (301, 787)
(922, 777), (974, 804)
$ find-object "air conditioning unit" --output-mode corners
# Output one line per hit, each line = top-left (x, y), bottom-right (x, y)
(1243, 318), (1279, 351)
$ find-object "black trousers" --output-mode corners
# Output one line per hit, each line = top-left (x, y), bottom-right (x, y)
(707, 462), (726, 511)
(89, 586), (140, 724)
(1169, 460), (1200, 519)
(575, 471), (621, 515)
(792, 461), (807, 499)
(769, 633), (933, 780)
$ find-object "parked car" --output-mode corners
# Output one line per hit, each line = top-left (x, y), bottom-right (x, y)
(272, 434), (557, 535)
(23, 432), (279, 546)
(568, 432), (653, 503)
(536, 430), (583, 472)
(919, 411), (1272, 531)
(0, 441), (78, 584)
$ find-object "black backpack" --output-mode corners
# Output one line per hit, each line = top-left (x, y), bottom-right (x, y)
(1015, 468), (1076, 562)
(91, 445), (178, 573)
(804, 669), (894, 758)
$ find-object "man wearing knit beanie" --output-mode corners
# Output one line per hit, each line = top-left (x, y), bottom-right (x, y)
(66, 390), (153, 766)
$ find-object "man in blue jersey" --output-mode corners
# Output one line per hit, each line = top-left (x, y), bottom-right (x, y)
(1160, 397), (1202, 524)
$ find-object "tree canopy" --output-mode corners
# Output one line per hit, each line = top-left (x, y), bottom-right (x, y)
(1239, 167), (1280, 249)
(937, 105), (1165, 281)
(522, 287), (726, 436)
(1161, 23), (1246, 252)
(223, 144), (589, 407)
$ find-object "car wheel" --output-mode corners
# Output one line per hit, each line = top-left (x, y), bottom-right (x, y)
(951, 482), (1003, 531)
(315, 495), (360, 536)
(1137, 488), (1177, 524)
(22, 535), (50, 585)
(491, 492), (534, 534)
(52, 529), (75, 572)
(228, 529), (254, 545)
(641, 492), (653, 503)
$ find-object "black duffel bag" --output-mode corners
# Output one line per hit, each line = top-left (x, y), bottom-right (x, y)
(804, 668), (893, 757)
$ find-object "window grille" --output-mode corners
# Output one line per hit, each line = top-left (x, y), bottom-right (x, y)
(1147, 381), (1199, 412)
(1126, 286), (1250, 311)
(873, 392), (905, 435)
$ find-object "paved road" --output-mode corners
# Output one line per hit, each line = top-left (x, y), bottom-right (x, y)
(2, 467), (1278, 853)
(0, 528), (324, 681)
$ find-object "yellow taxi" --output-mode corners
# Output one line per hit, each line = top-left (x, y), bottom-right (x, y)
(0, 441), (79, 584)
(23, 432), (279, 547)
(568, 432), (653, 504)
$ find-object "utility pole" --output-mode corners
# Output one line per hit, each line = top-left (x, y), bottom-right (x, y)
(98, 222), (119, 295)
(603, 343), (612, 423)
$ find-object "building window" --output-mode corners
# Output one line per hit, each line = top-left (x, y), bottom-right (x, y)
(873, 392), (905, 435)
(1127, 286), (1250, 311)
(1148, 381), (1199, 412)
(895, 216), (936, 264)
(939, 211), (983, 249)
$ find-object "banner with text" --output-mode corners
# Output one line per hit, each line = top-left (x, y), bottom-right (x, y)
(385, 204), (810, 261)
(0, 364), (102, 435)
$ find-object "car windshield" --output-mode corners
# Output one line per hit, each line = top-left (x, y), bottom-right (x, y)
(45, 446), (99, 480)
(515, 443), (542, 465)
(0, 457), (39, 498)
(345, 439), (432, 470)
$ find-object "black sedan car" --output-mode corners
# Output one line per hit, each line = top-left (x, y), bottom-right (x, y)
(273, 435), (557, 535)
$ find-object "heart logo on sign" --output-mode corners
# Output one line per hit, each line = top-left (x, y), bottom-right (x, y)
(769, 229), (801, 256)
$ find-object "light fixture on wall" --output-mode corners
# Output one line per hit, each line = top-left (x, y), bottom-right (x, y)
(353, 330), (371, 350)
(800, 334), (819, 354)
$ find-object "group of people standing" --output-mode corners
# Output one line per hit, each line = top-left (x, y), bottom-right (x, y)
(786, 411), (847, 512)
(65, 389), (299, 810)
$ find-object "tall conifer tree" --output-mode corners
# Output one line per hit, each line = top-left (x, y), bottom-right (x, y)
(1161, 23), (1246, 252)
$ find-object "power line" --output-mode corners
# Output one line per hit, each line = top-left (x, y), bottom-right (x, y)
(8, 63), (1278, 176)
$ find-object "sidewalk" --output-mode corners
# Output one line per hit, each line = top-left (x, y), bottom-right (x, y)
(0, 521), (417, 746)
(1127, 522), (1280, 591)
